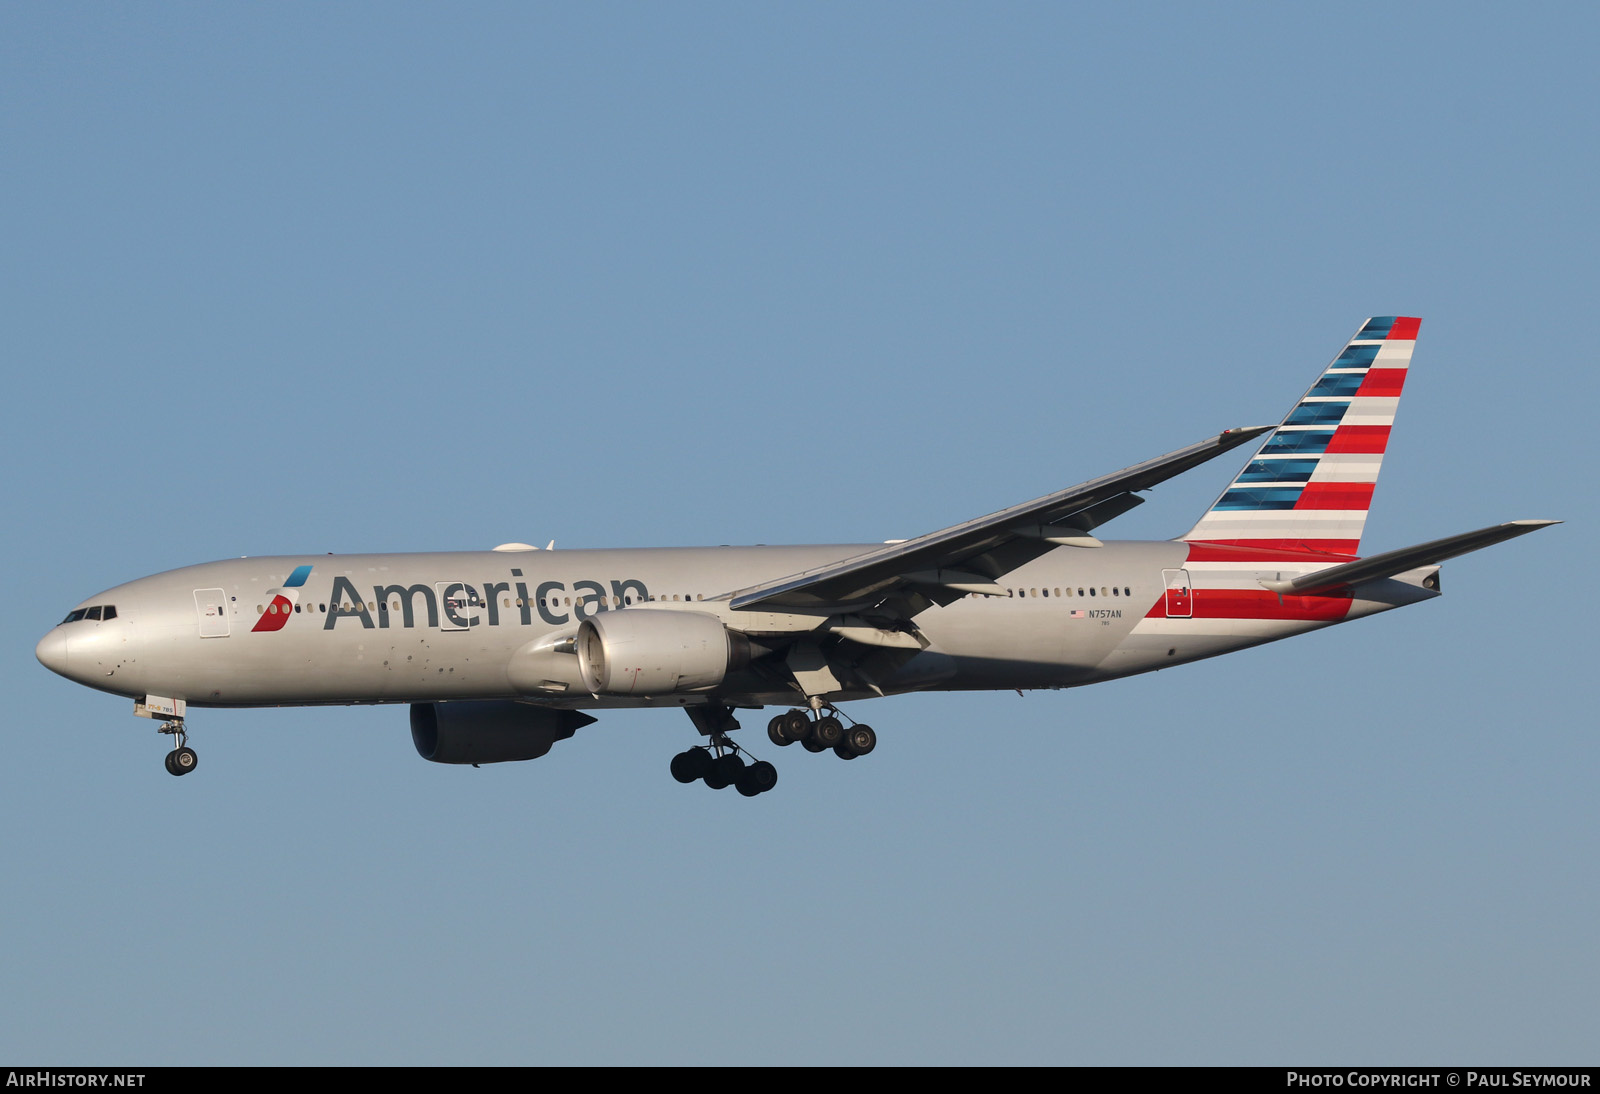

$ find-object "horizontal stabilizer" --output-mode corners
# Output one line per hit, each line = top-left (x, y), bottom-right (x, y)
(1259, 520), (1560, 597)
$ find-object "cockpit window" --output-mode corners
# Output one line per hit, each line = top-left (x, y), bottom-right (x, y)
(60, 605), (116, 624)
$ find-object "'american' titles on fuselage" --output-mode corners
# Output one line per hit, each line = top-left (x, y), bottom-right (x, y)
(314, 570), (653, 630)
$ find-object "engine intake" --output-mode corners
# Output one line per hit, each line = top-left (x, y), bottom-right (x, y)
(576, 609), (749, 695)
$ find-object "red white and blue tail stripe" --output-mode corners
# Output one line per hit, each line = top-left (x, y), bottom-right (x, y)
(1180, 316), (1419, 556)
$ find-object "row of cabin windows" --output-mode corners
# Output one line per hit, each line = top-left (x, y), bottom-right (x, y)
(252, 588), (1140, 616)
(256, 593), (706, 615)
(61, 605), (118, 624)
(1006, 586), (1132, 598)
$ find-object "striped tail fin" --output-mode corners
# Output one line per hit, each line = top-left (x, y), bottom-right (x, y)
(1180, 316), (1419, 556)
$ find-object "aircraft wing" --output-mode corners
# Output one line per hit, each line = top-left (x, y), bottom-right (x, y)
(726, 426), (1272, 613)
(1260, 519), (1561, 597)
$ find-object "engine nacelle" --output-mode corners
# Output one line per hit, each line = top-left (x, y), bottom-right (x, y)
(410, 700), (596, 765)
(576, 609), (749, 695)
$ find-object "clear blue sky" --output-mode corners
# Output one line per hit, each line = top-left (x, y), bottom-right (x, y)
(3, 3), (1593, 1064)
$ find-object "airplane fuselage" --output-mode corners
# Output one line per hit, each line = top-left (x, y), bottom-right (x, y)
(37, 540), (1438, 712)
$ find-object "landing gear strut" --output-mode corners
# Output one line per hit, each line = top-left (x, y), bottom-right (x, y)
(158, 719), (197, 777)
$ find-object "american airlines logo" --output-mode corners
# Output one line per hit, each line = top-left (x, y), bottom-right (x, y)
(251, 565), (313, 633)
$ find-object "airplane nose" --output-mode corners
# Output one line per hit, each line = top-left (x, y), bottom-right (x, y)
(36, 628), (70, 677)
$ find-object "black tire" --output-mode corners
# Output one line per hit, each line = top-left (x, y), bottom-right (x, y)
(705, 753), (744, 790)
(670, 750), (704, 783)
(844, 725), (876, 756)
(833, 742), (858, 760)
(767, 715), (795, 747)
(737, 760), (778, 796)
(782, 710), (811, 743)
(802, 737), (829, 753)
(813, 716), (843, 748)
(172, 747), (198, 775)
(164, 750), (180, 776)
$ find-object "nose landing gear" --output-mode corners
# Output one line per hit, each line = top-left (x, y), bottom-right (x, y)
(158, 720), (197, 777)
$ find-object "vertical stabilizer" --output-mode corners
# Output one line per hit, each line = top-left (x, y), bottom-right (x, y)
(1181, 316), (1420, 555)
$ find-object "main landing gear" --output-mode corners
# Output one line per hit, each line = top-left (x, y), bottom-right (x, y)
(669, 704), (878, 796)
(671, 704), (778, 797)
(670, 743), (778, 797)
(159, 719), (197, 777)
(766, 707), (876, 761)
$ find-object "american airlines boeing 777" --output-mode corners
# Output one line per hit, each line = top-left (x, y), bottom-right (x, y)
(37, 318), (1556, 795)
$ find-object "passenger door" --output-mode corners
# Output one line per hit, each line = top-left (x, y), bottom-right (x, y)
(194, 588), (230, 637)
(1161, 569), (1192, 618)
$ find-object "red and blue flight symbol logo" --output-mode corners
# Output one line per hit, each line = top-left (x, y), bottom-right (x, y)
(251, 565), (314, 633)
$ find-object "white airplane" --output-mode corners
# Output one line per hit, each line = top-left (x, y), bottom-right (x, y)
(37, 317), (1556, 795)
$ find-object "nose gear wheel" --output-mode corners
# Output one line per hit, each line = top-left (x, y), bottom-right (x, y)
(157, 720), (197, 777)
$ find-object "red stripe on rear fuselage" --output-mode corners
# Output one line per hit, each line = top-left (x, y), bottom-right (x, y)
(1183, 542), (1359, 563)
(1144, 588), (1352, 621)
(1184, 540), (1356, 559)
(1197, 589), (1352, 620)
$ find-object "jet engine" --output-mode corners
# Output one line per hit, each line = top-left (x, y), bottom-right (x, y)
(409, 700), (596, 765)
(576, 609), (751, 695)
